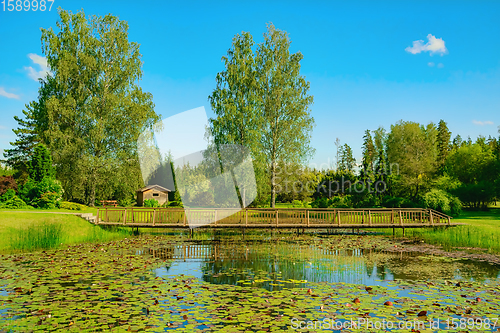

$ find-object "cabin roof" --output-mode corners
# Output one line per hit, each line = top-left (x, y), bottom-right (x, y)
(136, 184), (172, 193)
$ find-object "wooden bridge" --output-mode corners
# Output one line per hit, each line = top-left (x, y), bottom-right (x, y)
(95, 207), (458, 230)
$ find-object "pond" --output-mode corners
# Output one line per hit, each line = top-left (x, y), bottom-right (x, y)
(1, 233), (499, 332)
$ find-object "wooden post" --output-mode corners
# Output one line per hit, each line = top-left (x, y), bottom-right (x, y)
(106, 208), (108, 223)
(447, 216), (451, 225)
(152, 208), (156, 226)
(430, 210), (434, 226)
(183, 209), (187, 227)
(245, 209), (248, 227)
(307, 210), (310, 227)
(97, 208), (100, 224)
(123, 209), (127, 226)
(391, 210), (394, 224)
(214, 209), (217, 226)
(368, 210), (372, 226)
(337, 211), (341, 227)
(276, 210), (279, 228)
(399, 210), (403, 226)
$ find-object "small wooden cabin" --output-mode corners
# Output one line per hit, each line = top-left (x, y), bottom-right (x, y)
(136, 185), (171, 206)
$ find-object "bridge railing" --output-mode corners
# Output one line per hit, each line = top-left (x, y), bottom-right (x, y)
(96, 207), (452, 227)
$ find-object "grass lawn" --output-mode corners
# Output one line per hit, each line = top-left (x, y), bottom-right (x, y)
(396, 207), (500, 253)
(0, 212), (131, 252)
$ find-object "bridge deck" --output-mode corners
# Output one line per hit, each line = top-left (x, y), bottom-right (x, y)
(95, 207), (459, 229)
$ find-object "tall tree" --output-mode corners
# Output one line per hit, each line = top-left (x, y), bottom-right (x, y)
(360, 130), (375, 184)
(386, 121), (437, 200)
(452, 134), (463, 151)
(339, 144), (356, 173)
(436, 120), (451, 174)
(9, 9), (160, 206)
(209, 23), (315, 208)
(208, 32), (267, 205)
(29, 144), (55, 182)
(255, 23), (315, 207)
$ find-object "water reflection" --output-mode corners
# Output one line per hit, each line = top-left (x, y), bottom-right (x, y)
(150, 241), (500, 290)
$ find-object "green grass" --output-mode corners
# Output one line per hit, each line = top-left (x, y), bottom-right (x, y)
(396, 207), (500, 253)
(0, 212), (131, 252)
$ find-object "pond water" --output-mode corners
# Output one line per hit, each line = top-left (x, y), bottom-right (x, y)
(150, 240), (500, 289)
(1, 234), (499, 332)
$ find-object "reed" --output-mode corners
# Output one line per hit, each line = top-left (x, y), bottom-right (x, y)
(8, 222), (63, 251)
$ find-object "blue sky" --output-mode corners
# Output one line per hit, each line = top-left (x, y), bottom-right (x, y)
(1, 0), (499, 168)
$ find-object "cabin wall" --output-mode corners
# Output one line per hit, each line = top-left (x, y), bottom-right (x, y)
(141, 190), (168, 205)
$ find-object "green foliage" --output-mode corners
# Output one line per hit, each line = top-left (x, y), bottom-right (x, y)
(338, 144), (356, 172)
(436, 120), (451, 174)
(311, 195), (352, 208)
(59, 201), (88, 211)
(0, 189), (16, 203)
(0, 190), (32, 209)
(209, 23), (315, 208)
(167, 201), (183, 208)
(422, 189), (462, 216)
(8, 222), (63, 251)
(143, 199), (160, 207)
(20, 177), (63, 209)
(0, 164), (15, 177)
(28, 144), (55, 182)
(386, 121), (437, 200)
(381, 195), (418, 208)
(446, 142), (497, 209)
(6, 9), (161, 206)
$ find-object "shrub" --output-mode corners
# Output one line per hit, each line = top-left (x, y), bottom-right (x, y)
(117, 197), (134, 207)
(20, 177), (63, 208)
(382, 195), (417, 208)
(144, 199), (160, 207)
(0, 176), (18, 196)
(0, 190), (32, 209)
(422, 189), (462, 216)
(167, 201), (183, 208)
(292, 200), (304, 208)
(0, 189), (16, 203)
(59, 201), (88, 211)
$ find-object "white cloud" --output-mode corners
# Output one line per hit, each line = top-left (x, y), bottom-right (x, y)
(0, 87), (20, 99)
(405, 34), (448, 55)
(428, 62), (435, 67)
(472, 120), (494, 126)
(437, 63), (444, 68)
(24, 53), (52, 81)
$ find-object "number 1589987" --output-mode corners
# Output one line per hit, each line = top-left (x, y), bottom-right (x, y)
(1, 0), (54, 11)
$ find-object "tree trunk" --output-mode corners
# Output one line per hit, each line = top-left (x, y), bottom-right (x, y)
(270, 160), (276, 208)
(88, 167), (97, 207)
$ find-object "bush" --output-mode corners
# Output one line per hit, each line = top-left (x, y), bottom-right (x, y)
(117, 197), (134, 207)
(422, 189), (462, 216)
(60, 201), (88, 210)
(0, 176), (18, 196)
(167, 201), (183, 208)
(382, 195), (418, 208)
(20, 177), (63, 208)
(310, 196), (353, 208)
(0, 190), (32, 209)
(144, 199), (160, 207)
